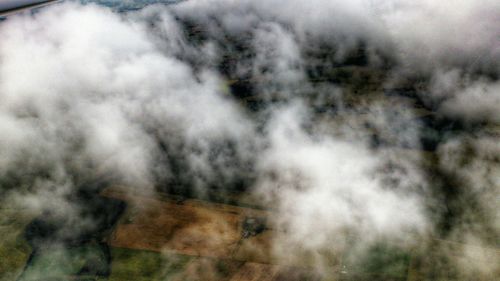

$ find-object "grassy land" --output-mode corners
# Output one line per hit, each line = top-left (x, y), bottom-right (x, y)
(109, 247), (192, 281)
(0, 202), (37, 281)
(109, 247), (246, 281)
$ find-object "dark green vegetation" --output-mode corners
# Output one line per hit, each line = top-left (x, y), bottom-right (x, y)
(11, 191), (126, 281)
(340, 243), (411, 281)
(18, 244), (109, 281)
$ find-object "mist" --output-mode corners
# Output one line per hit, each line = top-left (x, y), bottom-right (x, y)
(0, 0), (498, 280)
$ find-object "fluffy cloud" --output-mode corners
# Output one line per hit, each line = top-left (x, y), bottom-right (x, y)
(0, 0), (498, 278)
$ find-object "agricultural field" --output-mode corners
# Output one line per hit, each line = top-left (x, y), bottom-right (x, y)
(1, 182), (498, 280)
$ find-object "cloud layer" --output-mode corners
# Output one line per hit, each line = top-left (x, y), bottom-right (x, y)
(0, 0), (498, 278)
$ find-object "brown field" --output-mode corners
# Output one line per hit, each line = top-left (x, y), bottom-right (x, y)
(101, 187), (273, 261)
(100, 187), (324, 280)
(101, 187), (500, 281)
